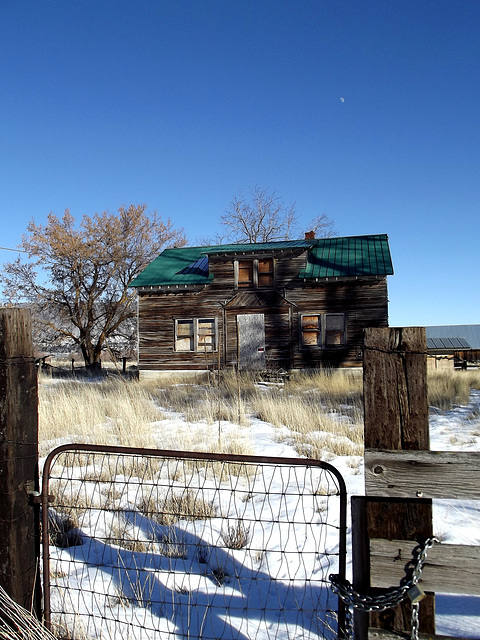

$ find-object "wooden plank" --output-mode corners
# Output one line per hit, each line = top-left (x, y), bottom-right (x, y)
(365, 450), (480, 499)
(370, 539), (480, 595)
(369, 628), (471, 640)
(361, 327), (435, 636)
(363, 327), (429, 451)
(0, 308), (40, 615)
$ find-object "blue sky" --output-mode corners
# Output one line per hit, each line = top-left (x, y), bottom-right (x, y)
(1, 1), (479, 327)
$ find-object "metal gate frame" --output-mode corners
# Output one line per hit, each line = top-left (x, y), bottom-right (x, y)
(41, 443), (347, 639)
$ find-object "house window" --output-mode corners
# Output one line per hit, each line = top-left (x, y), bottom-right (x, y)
(175, 319), (194, 351)
(236, 258), (274, 289)
(300, 313), (345, 347)
(301, 315), (321, 346)
(258, 258), (274, 287)
(175, 318), (217, 352)
(238, 261), (253, 288)
(325, 314), (345, 346)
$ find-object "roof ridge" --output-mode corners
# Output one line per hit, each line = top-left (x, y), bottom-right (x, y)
(163, 233), (390, 253)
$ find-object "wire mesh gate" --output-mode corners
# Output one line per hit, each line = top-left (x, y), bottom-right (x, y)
(41, 444), (347, 640)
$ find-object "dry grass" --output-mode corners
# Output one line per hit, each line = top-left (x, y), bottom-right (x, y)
(38, 368), (480, 466)
(220, 520), (250, 549)
(38, 369), (363, 463)
(428, 369), (480, 409)
(287, 369), (363, 405)
(0, 584), (57, 640)
(145, 369), (365, 459)
(138, 490), (217, 526)
(38, 379), (164, 455)
(251, 374), (364, 458)
(150, 375), (252, 426)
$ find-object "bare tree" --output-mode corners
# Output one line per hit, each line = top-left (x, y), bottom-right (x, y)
(221, 186), (335, 243)
(306, 213), (337, 239)
(1, 205), (185, 369)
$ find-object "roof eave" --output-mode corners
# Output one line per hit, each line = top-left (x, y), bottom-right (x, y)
(302, 274), (390, 283)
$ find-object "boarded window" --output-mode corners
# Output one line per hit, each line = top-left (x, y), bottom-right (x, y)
(175, 318), (217, 352)
(236, 258), (274, 289)
(198, 319), (216, 352)
(175, 320), (194, 351)
(258, 258), (274, 287)
(238, 261), (253, 288)
(301, 315), (320, 346)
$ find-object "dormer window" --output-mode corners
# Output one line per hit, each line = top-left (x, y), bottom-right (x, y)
(258, 258), (274, 287)
(236, 258), (274, 289)
(238, 260), (254, 288)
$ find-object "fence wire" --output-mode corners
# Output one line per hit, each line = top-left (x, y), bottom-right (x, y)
(42, 444), (346, 640)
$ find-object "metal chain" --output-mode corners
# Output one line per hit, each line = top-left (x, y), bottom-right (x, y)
(330, 537), (438, 640)
(411, 602), (420, 640)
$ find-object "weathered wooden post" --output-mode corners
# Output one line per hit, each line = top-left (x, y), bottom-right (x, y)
(0, 308), (40, 615)
(353, 327), (434, 638)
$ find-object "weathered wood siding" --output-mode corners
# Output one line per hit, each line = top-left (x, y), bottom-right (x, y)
(138, 291), (226, 370)
(288, 278), (389, 368)
(137, 251), (389, 371)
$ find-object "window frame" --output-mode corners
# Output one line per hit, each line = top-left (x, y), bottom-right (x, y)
(299, 312), (346, 348)
(235, 257), (275, 289)
(174, 317), (218, 353)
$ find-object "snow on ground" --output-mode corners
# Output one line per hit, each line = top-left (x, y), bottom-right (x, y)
(429, 389), (480, 638)
(43, 389), (480, 639)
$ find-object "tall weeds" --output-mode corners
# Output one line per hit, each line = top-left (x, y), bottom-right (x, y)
(38, 368), (480, 461)
(428, 370), (480, 409)
(252, 372), (364, 458)
(38, 379), (163, 455)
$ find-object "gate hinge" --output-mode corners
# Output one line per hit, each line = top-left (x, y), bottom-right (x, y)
(27, 491), (54, 505)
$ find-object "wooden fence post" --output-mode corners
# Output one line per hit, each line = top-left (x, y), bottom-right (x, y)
(356, 327), (435, 636)
(0, 308), (40, 615)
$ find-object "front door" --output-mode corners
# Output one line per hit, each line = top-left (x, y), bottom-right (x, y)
(237, 313), (266, 370)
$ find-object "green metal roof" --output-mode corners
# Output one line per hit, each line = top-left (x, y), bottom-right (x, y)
(130, 235), (393, 287)
(299, 234), (393, 279)
(131, 246), (214, 287)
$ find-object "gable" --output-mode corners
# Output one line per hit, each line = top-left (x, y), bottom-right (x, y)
(225, 291), (292, 309)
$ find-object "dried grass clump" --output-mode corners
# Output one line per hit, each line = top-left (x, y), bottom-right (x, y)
(465, 370), (480, 390)
(0, 584), (57, 640)
(294, 433), (363, 459)
(155, 527), (188, 559)
(138, 490), (217, 526)
(151, 381), (251, 426)
(287, 369), (363, 408)
(427, 370), (477, 409)
(106, 513), (148, 553)
(48, 508), (83, 548)
(251, 385), (363, 459)
(38, 379), (163, 454)
(221, 520), (250, 549)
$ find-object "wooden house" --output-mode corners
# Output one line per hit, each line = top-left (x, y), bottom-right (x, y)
(130, 234), (394, 376)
